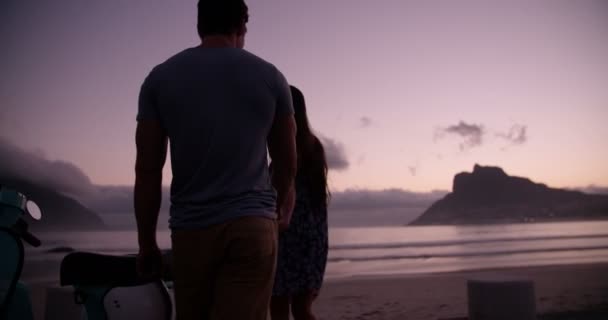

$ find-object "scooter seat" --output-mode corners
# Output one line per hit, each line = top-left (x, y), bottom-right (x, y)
(60, 252), (142, 286)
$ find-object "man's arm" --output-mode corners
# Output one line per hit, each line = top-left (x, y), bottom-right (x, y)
(134, 120), (167, 254)
(267, 114), (297, 221)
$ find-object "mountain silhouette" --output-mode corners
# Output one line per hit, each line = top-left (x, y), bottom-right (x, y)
(1, 177), (105, 230)
(410, 164), (608, 225)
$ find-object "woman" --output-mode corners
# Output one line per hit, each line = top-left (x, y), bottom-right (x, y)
(271, 86), (330, 320)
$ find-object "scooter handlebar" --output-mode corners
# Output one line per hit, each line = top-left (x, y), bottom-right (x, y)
(22, 230), (41, 247)
(14, 218), (42, 247)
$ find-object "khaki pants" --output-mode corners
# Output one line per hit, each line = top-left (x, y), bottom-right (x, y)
(171, 216), (277, 320)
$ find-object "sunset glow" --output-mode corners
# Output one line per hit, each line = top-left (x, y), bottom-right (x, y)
(2, 0), (607, 192)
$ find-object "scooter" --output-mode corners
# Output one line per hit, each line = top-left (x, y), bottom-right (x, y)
(1, 184), (173, 320)
(60, 252), (173, 320)
(0, 185), (42, 320)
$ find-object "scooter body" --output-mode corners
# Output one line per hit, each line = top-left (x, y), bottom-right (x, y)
(60, 252), (173, 320)
(0, 186), (42, 320)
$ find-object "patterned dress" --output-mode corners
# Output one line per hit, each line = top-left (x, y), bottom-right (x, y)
(272, 176), (329, 296)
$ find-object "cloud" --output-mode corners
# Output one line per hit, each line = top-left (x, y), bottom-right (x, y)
(0, 137), (96, 198)
(83, 185), (134, 213)
(0, 137), (144, 215)
(330, 188), (447, 210)
(359, 116), (372, 128)
(497, 124), (527, 146)
(328, 189), (448, 226)
(83, 185), (171, 214)
(408, 166), (418, 176)
(574, 185), (608, 195)
(0, 137), (449, 228)
(435, 121), (484, 151)
(320, 136), (349, 171)
(356, 154), (366, 165)
(91, 188), (448, 217)
(434, 121), (529, 152)
(0, 109), (17, 138)
(0, 137), (448, 228)
(96, 188), (448, 228)
(0, 137), (448, 223)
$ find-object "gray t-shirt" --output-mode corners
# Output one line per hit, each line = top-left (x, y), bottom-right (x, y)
(137, 47), (293, 230)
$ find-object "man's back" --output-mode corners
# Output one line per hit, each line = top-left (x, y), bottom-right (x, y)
(138, 47), (292, 229)
(134, 2), (297, 319)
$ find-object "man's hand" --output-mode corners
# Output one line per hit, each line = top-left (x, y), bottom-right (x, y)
(136, 245), (163, 280)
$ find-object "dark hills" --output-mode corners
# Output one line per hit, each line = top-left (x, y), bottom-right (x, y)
(0, 177), (105, 230)
(410, 164), (608, 225)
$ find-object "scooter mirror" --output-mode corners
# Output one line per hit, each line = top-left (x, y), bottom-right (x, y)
(26, 200), (42, 220)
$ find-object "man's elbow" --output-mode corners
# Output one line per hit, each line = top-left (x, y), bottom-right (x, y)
(135, 163), (164, 181)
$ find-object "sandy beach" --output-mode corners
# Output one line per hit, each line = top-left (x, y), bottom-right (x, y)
(25, 262), (608, 320)
(315, 263), (608, 319)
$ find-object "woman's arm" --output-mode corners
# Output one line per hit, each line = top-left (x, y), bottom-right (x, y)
(278, 185), (295, 231)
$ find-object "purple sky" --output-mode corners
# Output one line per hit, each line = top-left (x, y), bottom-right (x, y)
(2, 0), (607, 192)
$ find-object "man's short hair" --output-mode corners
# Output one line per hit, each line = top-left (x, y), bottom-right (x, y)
(197, 0), (249, 38)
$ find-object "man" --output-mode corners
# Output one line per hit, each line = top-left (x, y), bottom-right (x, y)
(134, 1), (297, 319)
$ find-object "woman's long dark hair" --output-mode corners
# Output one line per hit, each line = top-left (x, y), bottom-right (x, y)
(290, 85), (330, 211)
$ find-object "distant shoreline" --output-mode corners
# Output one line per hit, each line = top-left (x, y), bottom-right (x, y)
(28, 216), (608, 231)
(408, 216), (608, 226)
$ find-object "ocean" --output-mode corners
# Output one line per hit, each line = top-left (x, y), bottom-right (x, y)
(24, 220), (608, 281)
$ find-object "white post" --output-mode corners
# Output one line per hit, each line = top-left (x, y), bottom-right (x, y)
(467, 274), (536, 320)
